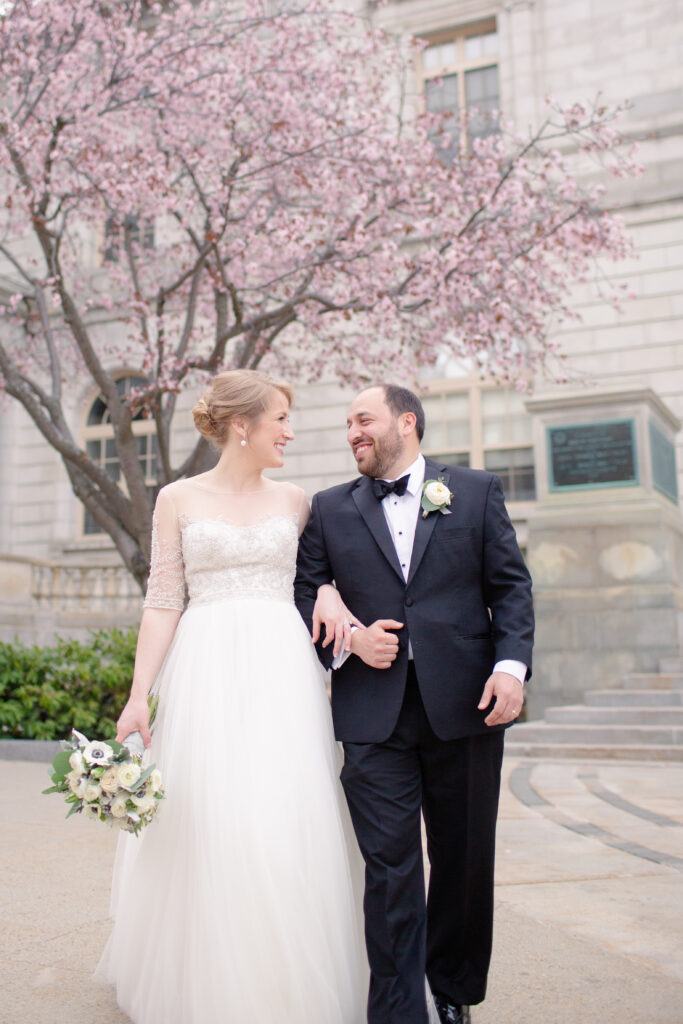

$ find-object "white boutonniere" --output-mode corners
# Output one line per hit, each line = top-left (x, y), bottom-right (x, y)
(421, 478), (453, 519)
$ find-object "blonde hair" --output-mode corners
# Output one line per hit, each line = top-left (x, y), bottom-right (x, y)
(192, 369), (293, 446)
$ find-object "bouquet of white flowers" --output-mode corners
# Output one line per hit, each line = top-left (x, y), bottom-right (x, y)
(43, 729), (164, 835)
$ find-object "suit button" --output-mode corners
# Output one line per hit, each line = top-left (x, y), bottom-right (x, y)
(405, 596), (414, 607)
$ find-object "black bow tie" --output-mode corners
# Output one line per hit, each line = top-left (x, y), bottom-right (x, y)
(372, 474), (410, 501)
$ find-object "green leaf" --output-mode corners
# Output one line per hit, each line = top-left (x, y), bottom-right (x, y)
(65, 802), (81, 819)
(51, 750), (73, 777)
(148, 694), (159, 726)
(42, 785), (59, 794)
(129, 763), (155, 792)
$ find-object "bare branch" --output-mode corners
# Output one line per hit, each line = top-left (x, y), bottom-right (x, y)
(34, 286), (62, 402)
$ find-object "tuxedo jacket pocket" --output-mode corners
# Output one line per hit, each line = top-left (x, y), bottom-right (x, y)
(434, 524), (476, 541)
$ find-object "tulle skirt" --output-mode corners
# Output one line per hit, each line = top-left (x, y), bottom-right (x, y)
(96, 597), (369, 1024)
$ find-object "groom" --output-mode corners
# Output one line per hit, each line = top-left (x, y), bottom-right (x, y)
(295, 384), (533, 1024)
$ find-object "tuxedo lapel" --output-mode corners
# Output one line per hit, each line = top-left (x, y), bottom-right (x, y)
(352, 476), (405, 583)
(407, 460), (451, 586)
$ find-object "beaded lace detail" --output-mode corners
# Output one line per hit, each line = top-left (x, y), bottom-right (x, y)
(181, 515), (298, 606)
(143, 479), (307, 611)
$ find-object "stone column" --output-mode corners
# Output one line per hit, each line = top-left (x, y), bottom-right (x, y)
(524, 385), (683, 718)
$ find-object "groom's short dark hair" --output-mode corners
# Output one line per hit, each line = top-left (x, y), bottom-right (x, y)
(379, 384), (425, 442)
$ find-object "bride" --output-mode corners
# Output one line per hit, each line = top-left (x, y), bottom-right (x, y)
(97, 369), (369, 1024)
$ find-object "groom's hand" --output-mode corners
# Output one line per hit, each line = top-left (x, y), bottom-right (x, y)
(350, 620), (403, 669)
(478, 672), (524, 726)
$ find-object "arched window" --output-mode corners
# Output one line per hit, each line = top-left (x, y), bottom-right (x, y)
(81, 375), (158, 536)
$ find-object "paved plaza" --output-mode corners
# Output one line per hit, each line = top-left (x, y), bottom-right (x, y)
(2, 753), (682, 1024)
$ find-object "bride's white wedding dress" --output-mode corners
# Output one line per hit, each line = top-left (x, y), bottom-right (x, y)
(96, 479), (369, 1024)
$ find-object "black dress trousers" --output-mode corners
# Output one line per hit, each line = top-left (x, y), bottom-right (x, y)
(341, 663), (505, 1024)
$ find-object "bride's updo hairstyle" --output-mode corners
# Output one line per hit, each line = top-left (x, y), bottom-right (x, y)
(192, 369), (293, 447)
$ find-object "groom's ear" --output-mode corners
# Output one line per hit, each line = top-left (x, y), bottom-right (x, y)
(398, 411), (417, 437)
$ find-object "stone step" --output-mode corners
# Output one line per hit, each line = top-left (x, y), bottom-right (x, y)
(545, 705), (683, 725)
(510, 723), (683, 746)
(585, 689), (683, 707)
(622, 673), (683, 690)
(504, 741), (683, 762)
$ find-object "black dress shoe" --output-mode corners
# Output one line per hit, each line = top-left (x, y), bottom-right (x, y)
(432, 994), (471, 1024)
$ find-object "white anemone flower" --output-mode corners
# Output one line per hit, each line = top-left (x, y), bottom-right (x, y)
(131, 792), (157, 814)
(82, 741), (114, 767)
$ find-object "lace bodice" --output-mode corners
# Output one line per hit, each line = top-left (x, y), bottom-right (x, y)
(144, 478), (309, 611)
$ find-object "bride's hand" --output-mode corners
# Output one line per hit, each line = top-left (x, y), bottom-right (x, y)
(116, 696), (152, 748)
(312, 584), (364, 658)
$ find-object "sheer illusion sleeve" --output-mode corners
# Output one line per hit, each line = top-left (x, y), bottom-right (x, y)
(143, 487), (186, 611)
(297, 487), (311, 537)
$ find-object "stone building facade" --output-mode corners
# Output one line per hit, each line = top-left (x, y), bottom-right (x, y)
(1, 0), (682, 715)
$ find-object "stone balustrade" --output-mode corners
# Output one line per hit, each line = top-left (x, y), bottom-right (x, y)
(0, 556), (143, 644)
(30, 562), (142, 612)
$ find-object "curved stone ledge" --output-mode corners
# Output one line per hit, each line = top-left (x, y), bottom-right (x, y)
(0, 739), (61, 762)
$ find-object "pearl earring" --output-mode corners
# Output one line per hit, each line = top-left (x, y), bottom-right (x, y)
(240, 439), (247, 447)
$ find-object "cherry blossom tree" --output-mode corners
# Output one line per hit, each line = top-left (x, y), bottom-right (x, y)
(0, 0), (639, 587)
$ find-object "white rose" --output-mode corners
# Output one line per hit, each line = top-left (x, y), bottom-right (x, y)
(69, 750), (85, 774)
(117, 762), (142, 790)
(67, 771), (87, 798)
(83, 783), (101, 803)
(82, 741), (114, 767)
(147, 769), (162, 794)
(100, 766), (120, 794)
(110, 795), (129, 818)
(424, 481), (451, 506)
(131, 792), (156, 814)
(83, 803), (101, 821)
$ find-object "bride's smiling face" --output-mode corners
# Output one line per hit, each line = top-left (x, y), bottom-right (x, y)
(242, 391), (294, 468)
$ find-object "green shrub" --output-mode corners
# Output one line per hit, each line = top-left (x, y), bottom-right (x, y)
(0, 627), (138, 741)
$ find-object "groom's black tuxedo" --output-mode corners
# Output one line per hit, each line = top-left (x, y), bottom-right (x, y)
(295, 459), (533, 742)
(295, 457), (534, 1024)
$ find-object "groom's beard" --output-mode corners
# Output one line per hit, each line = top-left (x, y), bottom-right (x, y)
(355, 425), (404, 479)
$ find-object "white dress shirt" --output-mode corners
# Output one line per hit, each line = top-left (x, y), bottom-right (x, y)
(333, 453), (526, 684)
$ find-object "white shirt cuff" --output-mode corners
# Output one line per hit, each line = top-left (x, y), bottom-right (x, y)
(331, 625), (359, 670)
(332, 647), (351, 670)
(493, 659), (527, 685)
